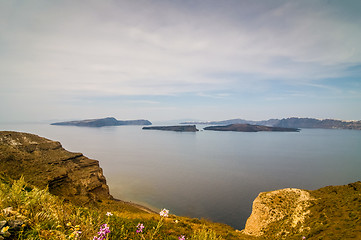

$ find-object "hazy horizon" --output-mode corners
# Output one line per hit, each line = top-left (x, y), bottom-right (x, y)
(1, 0), (361, 122)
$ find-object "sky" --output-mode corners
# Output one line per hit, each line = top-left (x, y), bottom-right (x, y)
(1, 0), (361, 123)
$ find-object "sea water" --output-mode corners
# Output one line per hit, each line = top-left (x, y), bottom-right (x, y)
(1, 122), (361, 229)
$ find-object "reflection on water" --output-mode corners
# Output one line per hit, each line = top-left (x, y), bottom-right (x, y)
(1, 122), (361, 229)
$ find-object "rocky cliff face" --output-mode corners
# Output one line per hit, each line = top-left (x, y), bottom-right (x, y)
(0, 131), (111, 204)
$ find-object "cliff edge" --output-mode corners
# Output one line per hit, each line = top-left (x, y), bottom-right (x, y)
(0, 131), (111, 204)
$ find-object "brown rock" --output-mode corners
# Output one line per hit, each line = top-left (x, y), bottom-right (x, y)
(0, 131), (112, 204)
(243, 188), (312, 236)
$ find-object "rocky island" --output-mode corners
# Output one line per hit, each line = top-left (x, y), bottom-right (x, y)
(142, 125), (198, 132)
(203, 124), (300, 132)
(51, 117), (152, 127)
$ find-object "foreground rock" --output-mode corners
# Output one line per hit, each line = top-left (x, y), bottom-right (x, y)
(204, 124), (299, 132)
(142, 125), (199, 132)
(243, 188), (312, 236)
(243, 182), (361, 239)
(0, 131), (111, 204)
(51, 117), (152, 127)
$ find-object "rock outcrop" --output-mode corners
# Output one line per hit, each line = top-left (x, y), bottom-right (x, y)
(242, 182), (361, 239)
(243, 188), (313, 237)
(203, 124), (299, 132)
(0, 131), (111, 204)
(51, 117), (152, 127)
(142, 125), (199, 132)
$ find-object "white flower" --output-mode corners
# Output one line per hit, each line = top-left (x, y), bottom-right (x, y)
(106, 212), (113, 216)
(159, 208), (169, 217)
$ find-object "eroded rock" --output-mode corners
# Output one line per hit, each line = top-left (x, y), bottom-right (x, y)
(0, 131), (111, 204)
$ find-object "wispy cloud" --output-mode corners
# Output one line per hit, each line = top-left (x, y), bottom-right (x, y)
(1, 0), (361, 121)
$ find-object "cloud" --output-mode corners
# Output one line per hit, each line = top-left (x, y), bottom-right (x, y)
(1, 0), (361, 121)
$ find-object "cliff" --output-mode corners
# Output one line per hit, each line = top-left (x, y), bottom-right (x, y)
(142, 125), (199, 132)
(0, 131), (111, 204)
(243, 182), (361, 239)
(51, 117), (152, 127)
(203, 124), (299, 132)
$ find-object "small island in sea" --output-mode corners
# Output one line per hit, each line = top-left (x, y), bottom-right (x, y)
(142, 125), (198, 132)
(203, 124), (300, 132)
(51, 117), (152, 127)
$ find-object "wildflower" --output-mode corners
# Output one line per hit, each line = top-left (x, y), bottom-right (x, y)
(93, 224), (110, 240)
(66, 222), (72, 227)
(179, 235), (186, 240)
(106, 212), (113, 216)
(159, 208), (169, 217)
(136, 223), (145, 233)
(174, 220), (179, 223)
(302, 237), (306, 240)
(1, 226), (9, 233)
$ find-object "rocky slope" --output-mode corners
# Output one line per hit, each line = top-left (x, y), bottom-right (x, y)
(203, 124), (300, 132)
(0, 131), (111, 204)
(51, 117), (152, 127)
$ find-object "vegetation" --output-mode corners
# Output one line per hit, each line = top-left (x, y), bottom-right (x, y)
(0, 174), (244, 240)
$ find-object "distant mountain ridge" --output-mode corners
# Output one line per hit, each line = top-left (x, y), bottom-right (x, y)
(182, 117), (361, 130)
(203, 124), (299, 132)
(51, 117), (152, 127)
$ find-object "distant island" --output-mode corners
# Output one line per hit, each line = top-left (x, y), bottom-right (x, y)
(51, 117), (152, 127)
(142, 125), (198, 132)
(203, 124), (300, 132)
(182, 117), (361, 130)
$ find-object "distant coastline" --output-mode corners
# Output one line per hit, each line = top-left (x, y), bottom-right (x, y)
(182, 117), (361, 130)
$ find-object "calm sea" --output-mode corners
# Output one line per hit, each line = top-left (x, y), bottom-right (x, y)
(1, 122), (361, 229)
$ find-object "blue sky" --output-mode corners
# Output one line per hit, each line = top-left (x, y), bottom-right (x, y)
(1, 0), (361, 122)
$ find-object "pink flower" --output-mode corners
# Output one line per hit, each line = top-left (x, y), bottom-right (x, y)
(93, 224), (110, 240)
(159, 208), (169, 217)
(179, 235), (186, 240)
(106, 212), (113, 216)
(136, 223), (145, 233)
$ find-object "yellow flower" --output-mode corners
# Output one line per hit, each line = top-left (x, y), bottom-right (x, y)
(66, 222), (72, 227)
(56, 225), (62, 228)
(1, 226), (10, 233)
